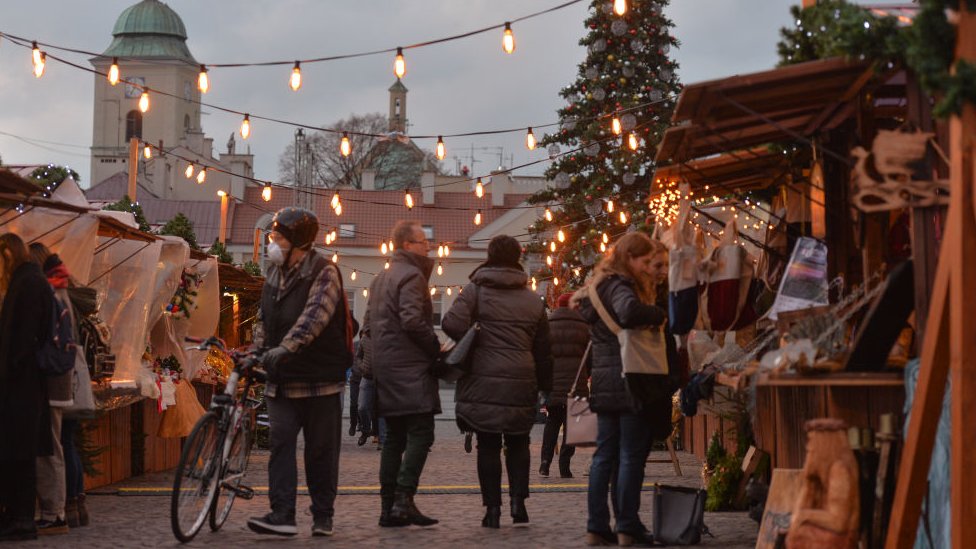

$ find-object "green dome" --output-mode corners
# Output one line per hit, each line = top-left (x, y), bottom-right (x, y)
(100, 0), (196, 63)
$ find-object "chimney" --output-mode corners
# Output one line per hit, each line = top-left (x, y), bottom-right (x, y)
(490, 170), (512, 207)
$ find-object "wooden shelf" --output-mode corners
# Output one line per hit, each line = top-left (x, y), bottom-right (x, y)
(757, 372), (905, 387)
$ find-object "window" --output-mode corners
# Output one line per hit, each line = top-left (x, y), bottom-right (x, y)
(422, 225), (434, 240)
(125, 110), (143, 141)
(431, 293), (443, 327)
(339, 224), (356, 238)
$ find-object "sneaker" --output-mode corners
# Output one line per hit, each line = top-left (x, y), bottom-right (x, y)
(312, 517), (334, 537)
(36, 518), (69, 535)
(247, 512), (297, 536)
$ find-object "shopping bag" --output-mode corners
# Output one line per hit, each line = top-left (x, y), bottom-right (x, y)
(63, 347), (96, 419)
(564, 343), (597, 447)
(587, 284), (668, 375)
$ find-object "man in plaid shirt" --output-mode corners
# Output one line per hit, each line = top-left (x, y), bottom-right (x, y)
(247, 208), (352, 538)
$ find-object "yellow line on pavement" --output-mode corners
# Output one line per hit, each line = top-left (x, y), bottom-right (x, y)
(115, 482), (658, 493)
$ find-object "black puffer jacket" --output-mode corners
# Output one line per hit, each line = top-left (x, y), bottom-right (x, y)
(442, 266), (552, 435)
(577, 274), (672, 436)
(367, 250), (441, 417)
(548, 307), (590, 406)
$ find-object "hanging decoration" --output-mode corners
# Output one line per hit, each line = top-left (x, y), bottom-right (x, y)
(165, 269), (203, 319)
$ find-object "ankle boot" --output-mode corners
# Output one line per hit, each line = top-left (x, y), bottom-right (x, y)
(390, 491), (438, 527)
(76, 494), (90, 527)
(510, 497), (529, 524)
(481, 505), (501, 528)
(379, 496), (407, 527)
(64, 498), (80, 528)
(538, 461), (550, 477)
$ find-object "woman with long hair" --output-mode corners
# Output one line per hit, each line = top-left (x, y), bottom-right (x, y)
(574, 232), (671, 546)
(0, 233), (55, 541)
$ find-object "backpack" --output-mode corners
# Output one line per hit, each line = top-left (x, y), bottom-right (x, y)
(37, 294), (77, 377)
(79, 314), (115, 380)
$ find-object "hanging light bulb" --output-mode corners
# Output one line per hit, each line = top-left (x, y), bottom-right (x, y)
(290, 61), (302, 91)
(332, 252), (339, 264)
(381, 242), (389, 255)
(262, 185), (272, 202)
(531, 277), (538, 291)
(429, 287), (437, 296)
(447, 287), (453, 296)
(185, 163), (194, 179)
(602, 232), (609, 244)
(600, 242), (607, 253)
(197, 65), (209, 93)
(546, 255), (553, 267)
(544, 208), (553, 222)
(611, 116), (622, 135)
(33, 50), (46, 78)
(363, 288), (369, 298)
(143, 144), (152, 159)
(627, 133), (639, 150)
(108, 58), (120, 86)
(553, 277), (559, 287)
(405, 190), (414, 210)
(332, 228), (338, 241)
(325, 233), (333, 245)
(525, 127), (537, 150)
(549, 241), (557, 253)
(196, 167), (207, 184)
(437, 244), (444, 258)
(444, 244), (451, 256)
(475, 178), (484, 198)
(384, 260), (390, 270)
(502, 22), (516, 54)
(557, 229), (566, 243)
(619, 211), (628, 224)
(437, 262), (444, 276)
(139, 89), (150, 113)
(240, 114), (251, 139)
(388, 239), (394, 251)
(435, 136), (446, 160)
(331, 192), (341, 210)
(614, 0), (627, 16)
(334, 202), (342, 216)
(607, 199), (615, 213)
(351, 270), (358, 281)
(474, 209), (482, 226)
(340, 132), (351, 157)
(32, 42), (42, 67)
(394, 47), (406, 79)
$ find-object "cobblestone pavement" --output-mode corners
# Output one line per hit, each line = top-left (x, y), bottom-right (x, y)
(20, 400), (759, 548)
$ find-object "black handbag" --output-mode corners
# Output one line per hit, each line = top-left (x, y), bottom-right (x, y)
(441, 285), (480, 382)
(652, 484), (710, 545)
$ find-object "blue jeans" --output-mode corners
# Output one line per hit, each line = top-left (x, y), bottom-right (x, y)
(61, 418), (84, 499)
(358, 379), (387, 444)
(587, 412), (653, 535)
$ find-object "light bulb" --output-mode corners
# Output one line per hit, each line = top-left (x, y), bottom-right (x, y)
(216, 189), (227, 197)
(332, 252), (339, 264)
(437, 263), (443, 276)
(197, 65), (209, 93)
(550, 241), (557, 253)
(614, 0), (627, 16)
(445, 244), (451, 256)
(394, 47), (406, 79)
(627, 133), (639, 150)
(32, 42), (42, 67)
(351, 270), (357, 281)
(33, 51), (46, 78)
(502, 22), (516, 54)
(430, 287), (437, 296)
(557, 229), (566, 242)
(240, 114), (251, 139)
(611, 116), (622, 135)
(185, 164), (194, 178)
(262, 185), (272, 202)
(435, 136), (446, 160)
(602, 232), (609, 244)
(544, 208), (553, 222)
(553, 277), (559, 287)
(525, 127), (536, 150)
(475, 178), (484, 198)
(290, 61), (302, 91)
(340, 132), (351, 157)
(619, 211), (628, 224)
(363, 288), (368, 298)
(607, 199), (614, 213)
(438, 244), (444, 258)
(447, 287), (453, 296)
(381, 242), (388, 254)
(331, 192), (340, 210)
(196, 168), (207, 184)
(405, 190), (414, 209)
(332, 228), (338, 241)
(474, 209), (482, 226)
(546, 255), (553, 267)
(384, 261), (390, 270)
(108, 58), (120, 86)
(334, 203), (342, 216)
(600, 242), (607, 252)
(531, 277), (537, 291)
(143, 144), (152, 159)
(139, 90), (150, 113)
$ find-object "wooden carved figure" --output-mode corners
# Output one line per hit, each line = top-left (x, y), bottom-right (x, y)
(786, 418), (860, 549)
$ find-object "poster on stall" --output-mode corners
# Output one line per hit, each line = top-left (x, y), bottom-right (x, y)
(768, 236), (829, 320)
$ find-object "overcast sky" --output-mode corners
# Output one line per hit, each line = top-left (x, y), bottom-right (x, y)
(0, 1), (800, 187)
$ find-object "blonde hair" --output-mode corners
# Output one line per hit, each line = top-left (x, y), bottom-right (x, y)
(576, 232), (665, 304)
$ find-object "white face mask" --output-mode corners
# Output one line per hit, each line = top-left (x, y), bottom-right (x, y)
(267, 242), (288, 265)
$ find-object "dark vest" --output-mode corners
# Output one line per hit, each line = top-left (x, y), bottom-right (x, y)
(260, 253), (350, 383)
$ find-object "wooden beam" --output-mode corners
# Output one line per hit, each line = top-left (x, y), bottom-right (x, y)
(127, 137), (138, 201)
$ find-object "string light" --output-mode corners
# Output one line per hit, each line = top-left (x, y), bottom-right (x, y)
(600, 242), (607, 253)
(197, 65), (209, 93)
(474, 209), (482, 226)
(404, 190), (414, 209)
(525, 127), (536, 150)
(139, 89), (150, 113)
(430, 287), (437, 296)
(607, 199), (614, 213)
(381, 241), (389, 255)
(435, 136), (446, 160)
(196, 167), (207, 184)
(334, 202), (343, 216)
(553, 277), (559, 287)
(33, 50), (46, 78)
(332, 228), (339, 241)
(619, 211), (628, 224)
(475, 178), (484, 198)
(502, 22), (516, 54)
(437, 262), (444, 276)
(546, 255), (553, 267)
(437, 244), (444, 258)
(394, 47), (406, 79)
(363, 288), (368, 298)
(332, 252), (339, 263)
(351, 270), (358, 281)
(331, 192), (341, 210)
(31, 41), (42, 67)
(602, 232), (609, 244)
(384, 260), (390, 270)
(290, 61), (302, 91)
(184, 163), (194, 178)
(544, 208), (553, 222)
(240, 114), (251, 139)
(611, 116), (622, 135)
(550, 241), (557, 253)
(613, 0), (627, 16)
(557, 229), (566, 242)
(340, 132), (351, 157)
(262, 185), (272, 202)
(531, 277), (537, 291)
(444, 244), (451, 256)
(627, 133), (639, 150)
(143, 144), (152, 159)
(447, 287), (453, 296)
(108, 57), (120, 86)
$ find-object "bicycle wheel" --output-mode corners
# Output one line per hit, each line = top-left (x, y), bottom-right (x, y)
(171, 411), (223, 543)
(209, 413), (254, 531)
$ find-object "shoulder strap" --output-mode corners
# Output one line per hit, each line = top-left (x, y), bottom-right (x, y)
(587, 283), (622, 335)
(570, 342), (593, 397)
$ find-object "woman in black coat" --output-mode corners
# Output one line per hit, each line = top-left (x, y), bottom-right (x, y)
(442, 235), (552, 529)
(0, 233), (55, 541)
(573, 232), (670, 547)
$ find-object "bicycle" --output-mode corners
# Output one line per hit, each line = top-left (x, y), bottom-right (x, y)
(170, 336), (265, 543)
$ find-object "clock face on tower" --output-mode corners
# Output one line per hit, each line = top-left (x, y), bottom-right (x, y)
(124, 77), (145, 98)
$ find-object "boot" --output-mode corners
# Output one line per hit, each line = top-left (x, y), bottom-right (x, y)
(64, 498), (80, 529)
(538, 461), (550, 477)
(510, 497), (529, 525)
(348, 416), (358, 437)
(378, 496), (407, 528)
(481, 505), (501, 529)
(558, 456), (573, 478)
(390, 491), (438, 527)
(76, 494), (90, 527)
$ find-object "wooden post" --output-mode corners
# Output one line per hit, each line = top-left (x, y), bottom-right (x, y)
(127, 137), (139, 201)
(252, 227), (261, 263)
(886, 9), (976, 548)
(218, 191), (228, 245)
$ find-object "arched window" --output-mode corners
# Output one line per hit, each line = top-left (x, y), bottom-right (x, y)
(125, 110), (142, 141)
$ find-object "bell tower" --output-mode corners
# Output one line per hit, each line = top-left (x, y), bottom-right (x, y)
(388, 79), (408, 133)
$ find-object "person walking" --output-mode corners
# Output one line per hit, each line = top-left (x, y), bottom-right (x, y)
(347, 351), (361, 437)
(0, 233), (55, 542)
(246, 207), (353, 538)
(574, 232), (672, 547)
(540, 292), (589, 479)
(442, 235), (553, 529)
(367, 220), (441, 528)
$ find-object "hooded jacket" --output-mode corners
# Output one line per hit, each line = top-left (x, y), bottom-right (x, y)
(547, 307), (590, 406)
(442, 266), (552, 435)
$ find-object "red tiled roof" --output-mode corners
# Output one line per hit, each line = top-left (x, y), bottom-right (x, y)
(229, 186), (533, 250)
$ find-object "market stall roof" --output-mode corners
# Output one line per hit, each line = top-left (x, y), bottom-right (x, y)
(218, 262), (263, 292)
(654, 58), (876, 165)
(651, 147), (790, 196)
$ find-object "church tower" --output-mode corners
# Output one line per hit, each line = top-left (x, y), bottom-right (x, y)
(90, 0), (201, 186)
(388, 79), (408, 133)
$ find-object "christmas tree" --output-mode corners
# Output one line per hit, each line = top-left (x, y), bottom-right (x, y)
(528, 0), (681, 290)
